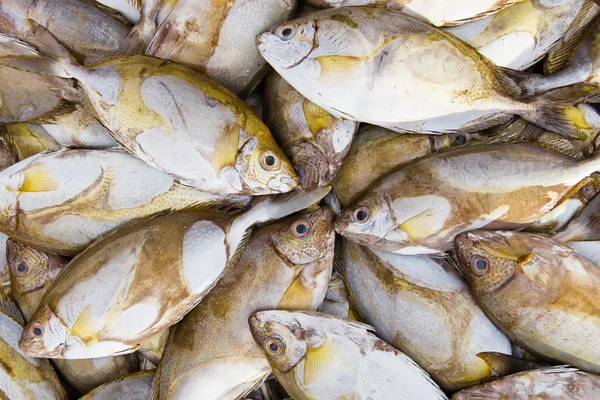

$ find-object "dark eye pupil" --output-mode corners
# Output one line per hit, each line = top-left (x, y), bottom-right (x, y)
(476, 259), (487, 270)
(456, 135), (466, 144)
(33, 327), (42, 336)
(265, 155), (275, 166)
(282, 27), (292, 37)
(17, 263), (26, 272)
(269, 342), (279, 351)
(356, 210), (367, 221)
(295, 224), (308, 235)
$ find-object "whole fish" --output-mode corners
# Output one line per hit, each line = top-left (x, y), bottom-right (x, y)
(2, 123), (59, 161)
(18, 188), (329, 359)
(0, 295), (66, 399)
(1, 24), (298, 196)
(341, 239), (511, 390)
(335, 142), (600, 254)
(117, 0), (178, 54)
(257, 7), (591, 137)
(455, 230), (600, 373)
(263, 72), (358, 188)
(156, 206), (334, 399)
(249, 310), (447, 400)
(447, 0), (599, 70)
(306, 0), (524, 27)
(147, 0), (296, 96)
(0, 148), (249, 256)
(319, 271), (357, 320)
(452, 366), (600, 400)
(80, 370), (154, 400)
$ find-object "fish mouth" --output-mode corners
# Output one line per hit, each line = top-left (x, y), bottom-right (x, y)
(267, 175), (298, 193)
(19, 339), (65, 358)
(256, 33), (267, 48)
(248, 312), (267, 341)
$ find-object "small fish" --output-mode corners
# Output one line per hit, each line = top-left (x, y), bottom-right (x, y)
(319, 271), (357, 320)
(452, 366), (600, 400)
(18, 188), (329, 359)
(335, 142), (600, 255)
(455, 230), (600, 373)
(146, 0), (296, 96)
(155, 206), (334, 399)
(80, 370), (154, 400)
(258, 7), (593, 137)
(117, 0), (178, 54)
(263, 72), (358, 188)
(0, 148), (249, 256)
(249, 310), (448, 400)
(447, 0), (599, 70)
(306, 0), (524, 27)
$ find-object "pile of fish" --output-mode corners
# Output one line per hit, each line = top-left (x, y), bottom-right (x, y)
(2, 0), (600, 399)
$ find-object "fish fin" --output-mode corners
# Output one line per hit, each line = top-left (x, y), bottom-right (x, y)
(0, 294), (25, 326)
(480, 57), (525, 98)
(534, 135), (590, 160)
(0, 32), (39, 56)
(304, 335), (336, 386)
(19, 164), (59, 192)
(460, 113), (514, 132)
(117, 17), (157, 55)
(78, 0), (132, 24)
(303, 99), (337, 136)
(70, 305), (100, 343)
(149, 363), (161, 400)
(452, 356), (491, 385)
(398, 209), (438, 240)
(554, 177), (593, 208)
(521, 84), (599, 139)
(477, 352), (546, 378)
(83, 53), (123, 66)
(316, 56), (363, 85)
(520, 254), (553, 286)
(28, 102), (78, 122)
(212, 123), (240, 173)
(226, 228), (252, 273)
(555, 191), (600, 242)
(542, 365), (580, 374)
(277, 273), (315, 310)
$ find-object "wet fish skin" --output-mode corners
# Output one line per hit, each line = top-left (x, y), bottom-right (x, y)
(249, 310), (448, 400)
(455, 230), (600, 373)
(2, 123), (59, 161)
(319, 271), (356, 320)
(156, 206), (335, 399)
(79, 370), (154, 400)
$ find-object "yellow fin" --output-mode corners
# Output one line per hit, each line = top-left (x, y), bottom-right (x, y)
(19, 164), (59, 192)
(316, 56), (363, 85)
(211, 123), (239, 173)
(521, 255), (553, 286)
(347, 308), (358, 321)
(303, 99), (337, 136)
(277, 273), (315, 310)
(565, 107), (592, 131)
(71, 305), (100, 343)
(480, 240), (530, 262)
(453, 355), (490, 385)
(398, 209), (438, 240)
(304, 335), (335, 386)
(555, 177), (592, 208)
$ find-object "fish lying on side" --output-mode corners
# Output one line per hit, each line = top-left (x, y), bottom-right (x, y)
(249, 310), (448, 400)
(80, 370), (154, 400)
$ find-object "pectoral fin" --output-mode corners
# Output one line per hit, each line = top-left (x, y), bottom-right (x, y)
(19, 164), (59, 192)
(212, 123), (239, 173)
(71, 305), (101, 343)
(316, 56), (363, 85)
(398, 209), (438, 240)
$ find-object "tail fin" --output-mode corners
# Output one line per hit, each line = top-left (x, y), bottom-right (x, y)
(519, 84), (598, 139)
(117, 16), (157, 54)
(0, 20), (78, 78)
(554, 191), (600, 242)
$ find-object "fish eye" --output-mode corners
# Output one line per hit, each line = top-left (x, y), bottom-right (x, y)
(265, 337), (285, 357)
(470, 255), (490, 275)
(260, 151), (281, 171)
(352, 206), (370, 223)
(291, 220), (312, 239)
(29, 322), (43, 338)
(12, 262), (28, 276)
(276, 24), (297, 41)
(453, 133), (468, 146)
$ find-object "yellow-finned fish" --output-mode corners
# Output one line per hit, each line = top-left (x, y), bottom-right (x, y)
(80, 370), (154, 400)
(249, 310), (448, 400)
(155, 206), (334, 399)
(258, 7), (592, 137)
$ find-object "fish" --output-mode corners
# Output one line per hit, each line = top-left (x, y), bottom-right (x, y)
(0, 295), (67, 399)
(18, 188), (329, 359)
(80, 370), (154, 400)
(249, 310), (448, 400)
(155, 206), (335, 399)
(0, 23), (298, 196)
(335, 142), (600, 255)
(0, 148), (250, 256)
(306, 0), (524, 27)
(340, 239), (511, 390)
(568, 240), (600, 265)
(446, 0), (600, 70)
(1, 123), (59, 161)
(257, 6), (593, 137)
(319, 271), (357, 320)
(117, 0), (178, 54)
(146, 0), (296, 96)
(137, 328), (170, 365)
(454, 230), (600, 373)
(263, 72), (358, 188)
(554, 184), (600, 242)
(452, 366), (600, 400)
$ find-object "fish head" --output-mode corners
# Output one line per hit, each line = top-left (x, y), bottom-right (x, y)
(19, 305), (68, 358)
(257, 18), (317, 70)
(7, 239), (64, 297)
(429, 132), (478, 152)
(0, 184), (18, 231)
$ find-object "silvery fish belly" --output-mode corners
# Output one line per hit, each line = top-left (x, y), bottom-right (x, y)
(2, 123), (59, 161)
(452, 366), (600, 400)
(156, 207), (334, 400)
(0, 297), (67, 400)
(335, 142), (600, 255)
(17, 188), (329, 359)
(0, 148), (248, 256)
(341, 239), (511, 391)
(249, 310), (448, 400)
(72, 56), (297, 195)
(306, 0), (524, 26)
(263, 72), (358, 188)
(80, 371), (154, 400)
(455, 231), (600, 374)
(146, 0), (296, 96)
(0, 0), (130, 59)
(446, 0), (599, 70)
(319, 271), (356, 319)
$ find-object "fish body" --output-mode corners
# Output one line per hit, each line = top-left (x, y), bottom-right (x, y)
(341, 239), (511, 390)
(17, 188), (329, 358)
(249, 310), (447, 400)
(319, 271), (356, 319)
(455, 230), (600, 373)
(335, 142), (600, 254)
(2, 123), (59, 161)
(147, 0), (296, 96)
(156, 207), (334, 399)
(0, 148), (248, 256)
(263, 72), (358, 188)
(80, 370), (154, 400)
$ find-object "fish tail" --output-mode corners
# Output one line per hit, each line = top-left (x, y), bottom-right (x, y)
(518, 84), (599, 139)
(117, 14), (157, 55)
(554, 179), (600, 243)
